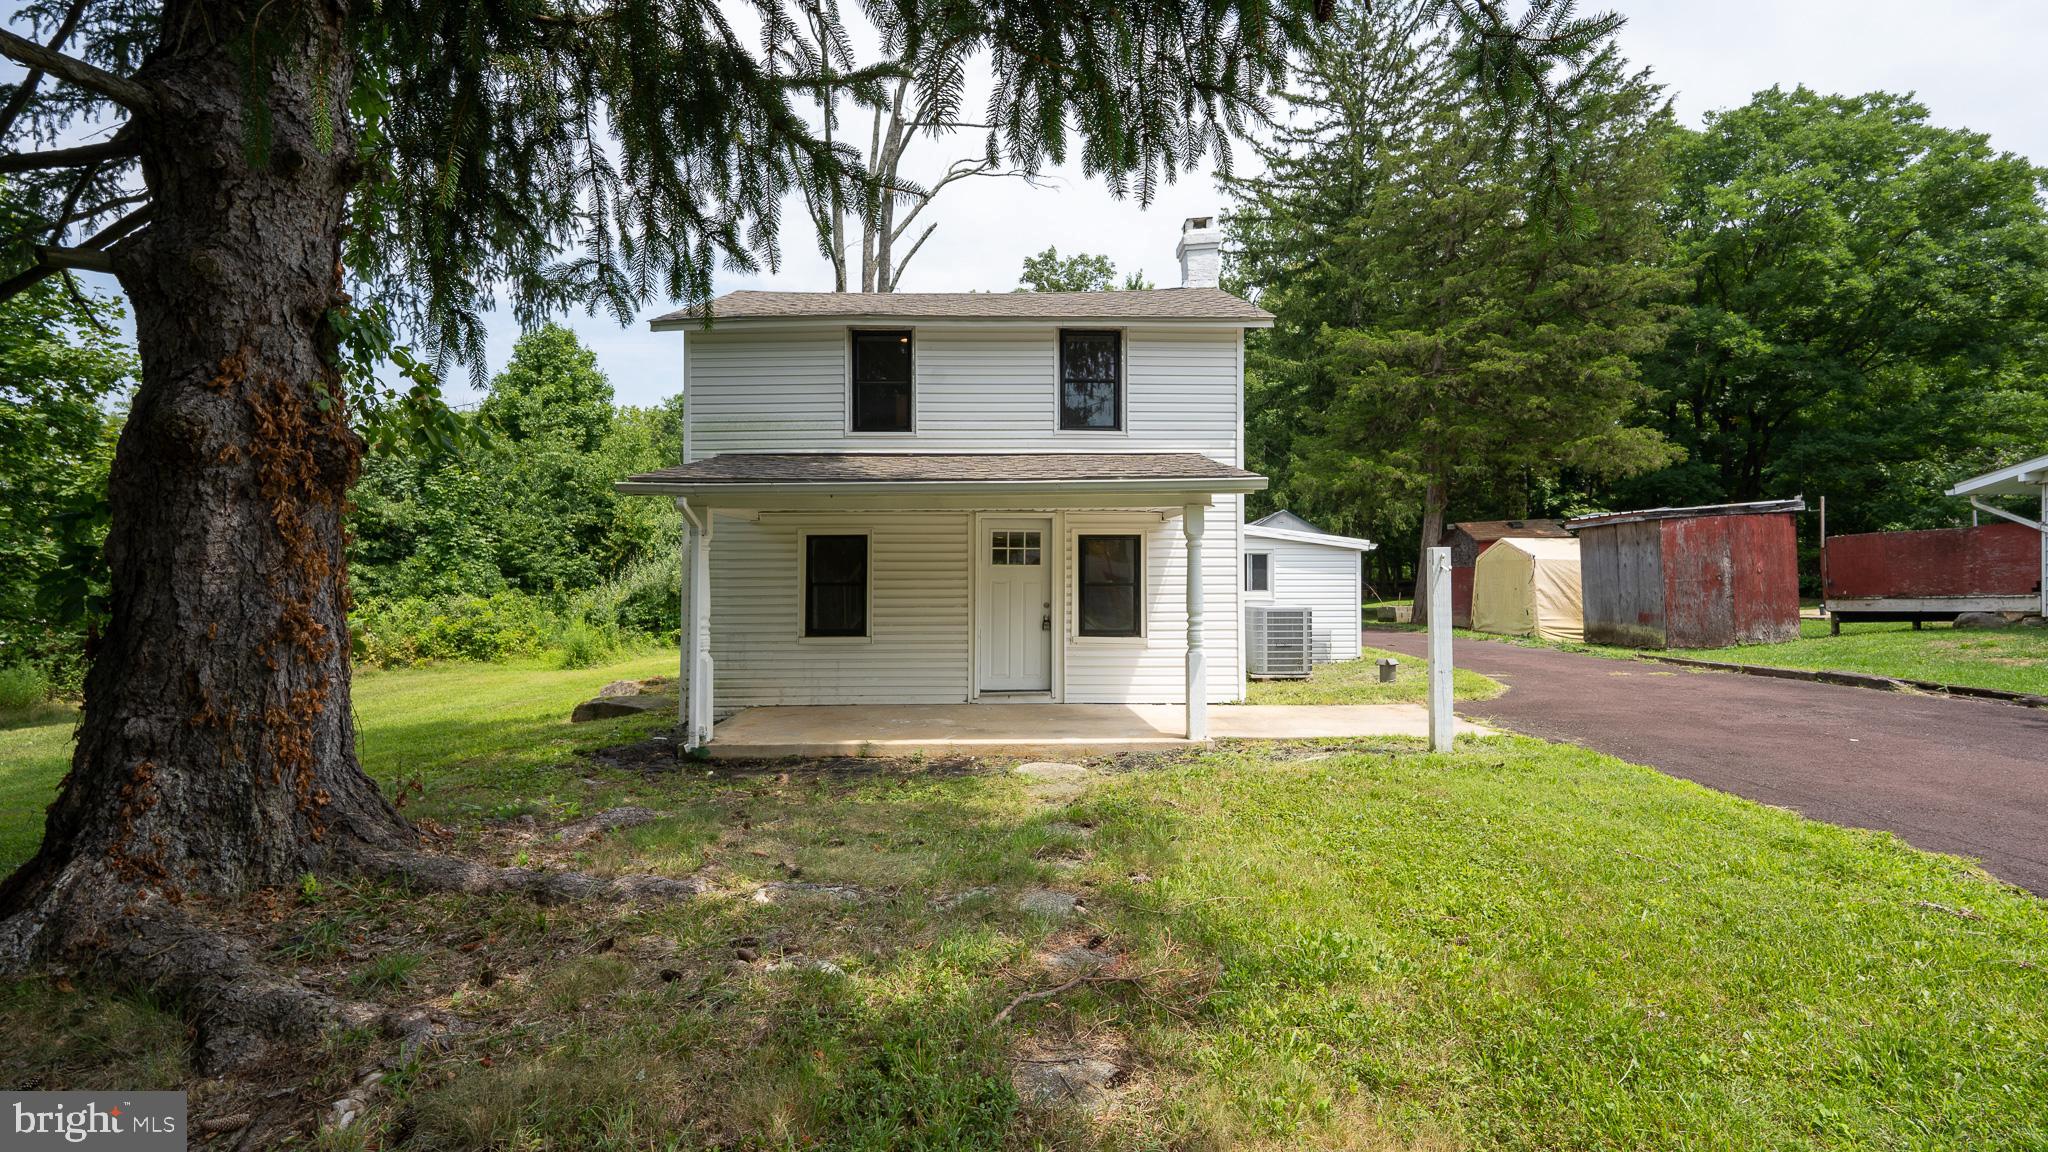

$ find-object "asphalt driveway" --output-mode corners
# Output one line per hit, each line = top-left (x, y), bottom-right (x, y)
(1366, 628), (2048, 895)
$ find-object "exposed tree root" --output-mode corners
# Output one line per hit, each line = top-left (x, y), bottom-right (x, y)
(350, 848), (708, 904)
(5, 896), (442, 1077)
(553, 805), (664, 846)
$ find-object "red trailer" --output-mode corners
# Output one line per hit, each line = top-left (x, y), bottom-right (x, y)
(1440, 519), (1571, 628)
(1568, 499), (1804, 649)
(1822, 522), (2042, 629)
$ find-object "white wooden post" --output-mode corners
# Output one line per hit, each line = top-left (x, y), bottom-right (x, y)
(688, 510), (715, 749)
(684, 500), (700, 729)
(1426, 545), (1453, 751)
(1183, 503), (1207, 740)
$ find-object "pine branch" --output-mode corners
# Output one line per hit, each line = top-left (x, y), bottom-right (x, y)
(0, 26), (153, 112)
(0, 0), (89, 139)
(0, 134), (138, 174)
(0, 203), (150, 307)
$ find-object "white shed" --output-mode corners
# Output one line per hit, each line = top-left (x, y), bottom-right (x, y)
(1244, 511), (1376, 664)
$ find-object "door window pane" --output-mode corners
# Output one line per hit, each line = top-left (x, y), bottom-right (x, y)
(805, 535), (868, 636)
(992, 530), (1042, 565)
(1078, 535), (1140, 636)
(852, 330), (913, 432)
(1060, 330), (1121, 430)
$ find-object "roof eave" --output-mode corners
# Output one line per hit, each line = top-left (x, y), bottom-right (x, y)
(648, 313), (1274, 332)
(615, 475), (1268, 499)
(1244, 524), (1376, 551)
(1947, 454), (2048, 497)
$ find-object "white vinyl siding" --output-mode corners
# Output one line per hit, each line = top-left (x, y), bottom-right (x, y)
(1247, 533), (1362, 664)
(696, 504), (1244, 708)
(1063, 503), (1242, 705)
(707, 512), (972, 706)
(683, 325), (1240, 460)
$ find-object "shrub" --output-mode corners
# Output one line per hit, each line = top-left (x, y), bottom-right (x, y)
(0, 663), (51, 714)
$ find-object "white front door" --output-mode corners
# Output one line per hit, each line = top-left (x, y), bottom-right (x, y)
(978, 519), (1053, 692)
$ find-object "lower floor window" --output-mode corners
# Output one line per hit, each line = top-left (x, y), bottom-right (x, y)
(805, 534), (868, 637)
(1077, 535), (1141, 636)
(1245, 552), (1271, 592)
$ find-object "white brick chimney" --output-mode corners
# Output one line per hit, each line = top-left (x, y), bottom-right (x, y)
(1176, 215), (1221, 288)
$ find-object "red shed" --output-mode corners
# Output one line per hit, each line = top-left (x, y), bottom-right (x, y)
(1567, 499), (1805, 649)
(1440, 519), (1571, 628)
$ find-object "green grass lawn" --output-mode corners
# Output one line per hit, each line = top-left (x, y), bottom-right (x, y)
(1672, 618), (2048, 695)
(0, 652), (678, 874)
(1245, 646), (1504, 705)
(3, 657), (2045, 1148)
(1421, 617), (2048, 697)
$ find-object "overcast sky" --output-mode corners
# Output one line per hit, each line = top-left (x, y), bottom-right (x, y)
(10, 1), (2047, 408)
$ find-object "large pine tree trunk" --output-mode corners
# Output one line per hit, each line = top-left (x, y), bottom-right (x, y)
(0, 0), (410, 975)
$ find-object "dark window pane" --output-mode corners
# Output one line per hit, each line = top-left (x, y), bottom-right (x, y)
(854, 379), (912, 432)
(852, 330), (913, 431)
(1246, 553), (1270, 592)
(1078, 535), (1140, 636)
(805, 535), (868, 636)
(1061, 379), (1118, 430)
(1060, 330), (1121, 430)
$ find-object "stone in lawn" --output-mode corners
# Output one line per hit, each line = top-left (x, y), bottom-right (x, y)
(751, 881), (867, 905)
(1011, 1054), (1124, 1111)
(1015, 888), (1081, 918)
(1041, 821), (1094, 841)
(1955, 612), (2018, 629)
(597, 679), (645, 698)
(571, 694), (674, 723)
(930, 886), (996, 912)
(1015, 761), (1093, 804)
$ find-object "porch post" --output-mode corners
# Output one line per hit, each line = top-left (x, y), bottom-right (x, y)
(675, 500), (690, 733)
(1183, 503), (1207, 740)
(688, 509), (715, 749)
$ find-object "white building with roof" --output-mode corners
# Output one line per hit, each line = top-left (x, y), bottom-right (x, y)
(619, 219), (1273, 749)
(1242, 511), (1375, 664)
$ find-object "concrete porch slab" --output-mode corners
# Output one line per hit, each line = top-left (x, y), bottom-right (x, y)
(705, 703), (1493, 760)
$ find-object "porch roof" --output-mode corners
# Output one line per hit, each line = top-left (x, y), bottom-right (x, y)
(616, 451), (1267, 507)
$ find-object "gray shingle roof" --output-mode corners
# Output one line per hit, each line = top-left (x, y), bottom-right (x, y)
(621, 452), (1264, 489)
(650, 287), (1271, 327)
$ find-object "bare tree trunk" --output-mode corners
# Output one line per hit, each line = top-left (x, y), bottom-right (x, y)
(0, 0), (410, 1019)
(1412, 479), (1447, 627)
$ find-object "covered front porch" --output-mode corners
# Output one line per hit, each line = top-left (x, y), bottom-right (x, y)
(616, 451), (1271, 753)
(703, 702), (1494, 760)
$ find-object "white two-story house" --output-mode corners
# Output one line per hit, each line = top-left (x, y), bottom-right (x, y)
(618, 219), (1272, 750)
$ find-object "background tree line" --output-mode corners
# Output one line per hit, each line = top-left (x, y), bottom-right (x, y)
(2, 317), (681, 709)
(1228, 3), (2048, 605)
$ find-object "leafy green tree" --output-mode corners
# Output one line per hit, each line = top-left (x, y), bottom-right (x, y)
(0, 0), (1613, 1064)
(1018, 246), (1120, 291)
(1230, 1), (1676, 617)
(0, 274), (133, 685)
(478, 325), (616, 451)
(1618, 87), (2048, 533)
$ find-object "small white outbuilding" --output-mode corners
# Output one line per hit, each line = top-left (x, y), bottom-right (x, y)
(1243, 511), (1377, 664)
(1471, 536), (1584, 642)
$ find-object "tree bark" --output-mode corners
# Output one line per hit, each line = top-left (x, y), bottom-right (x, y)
(1411, 478), (1447, 628)
(0, 0), (411, 974)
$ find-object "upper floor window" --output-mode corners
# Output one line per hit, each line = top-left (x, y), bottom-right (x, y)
(852, 330), (914, 432)
(1060, 329), (1122, 431)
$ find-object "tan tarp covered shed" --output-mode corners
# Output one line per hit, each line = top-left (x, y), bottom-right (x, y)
(1471, 536), (1584, 642)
